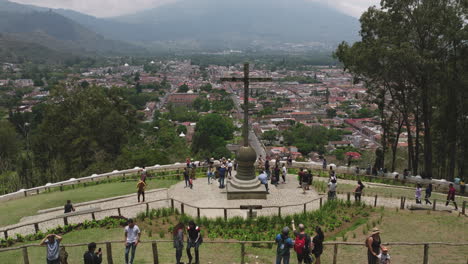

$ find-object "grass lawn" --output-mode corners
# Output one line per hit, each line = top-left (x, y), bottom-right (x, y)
(0, 178), (179, 226)
(321, 209), (468, 264)
(1, 206), (466, 263)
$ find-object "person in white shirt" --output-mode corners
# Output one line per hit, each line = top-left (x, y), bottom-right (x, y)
(328, 179), (337, 200)
(124, 219), (141, 264)
(282, 164), (287, 183)
(227, 159), (233, 177)
(378, 247), (391, 264)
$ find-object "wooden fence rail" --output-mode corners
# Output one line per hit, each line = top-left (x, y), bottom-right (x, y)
(1, 239), (467, 264)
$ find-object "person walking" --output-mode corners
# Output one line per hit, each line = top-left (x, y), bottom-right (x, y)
(265, 157), (271, 177)
(258, 171), (269, 193)
(64, 200), (75, 214)
(460, 179), (465, 194)
(218, 164), (227, 188)
(186, 221), (202, 264)
(445, 183), (458, 210)
(298, 168), (305, 188)
(311, 226), (324, 264)
(273, 165), (280, 187)
(424, 184), (433, 205)
(354, 180), (365, 202)
(140, 167), (147, 182)
(173, 223), (185, 264)
(136, 180), (146, 203)
(367, 228), (384, 264)
(40, 234), (63, 264)
(306, 170), (313, 190)
(282, 164), (287, 184)
(183, 167), (190, 188)
(328, 179), (337, 200)
(124, 219), (141, 264)
(291, 220), (312, 264)
(83, 242), (102, 264)
(190, 163), (197, 180)
(275, 227), (294, 264)
(415, 184), (422, 204)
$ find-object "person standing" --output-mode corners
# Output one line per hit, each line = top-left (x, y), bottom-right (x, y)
(311, 226), (324, 264)
(282, 164), (287, 184)
(306, 170), (313, 190)
(354, 180), (365, 202)
(291, 220), (312, 264)
(301, 170), (310, 194)
(328, 179), (337, 200)
(207, 165), (214, 185)
(415, 184), (422, 204)
(424, 184), (433, 205)
(186, 221), (202, 264)
(83, 242), (102, 264)
(40, 234), (63, 264)
(218, 164), (227, 188)
(322, 158), (327, 170)
(367, 228), (384, 264)
(460, 179), (465, 194)
(183, 167), (190, 188)
(64, 200), (75, 214)
(124, 219), (141, 264)
(275, 227), (294, 264)
(190, 162), (197, 180)
(173, 223), (185, 264)
(445, 183), (458, 210)
(273, 165), (280, 186)
(298, 168), (305, 188)
(140, 167), (147, 182)
(227, 159), (233, 178)
(136, 180), (146, 203)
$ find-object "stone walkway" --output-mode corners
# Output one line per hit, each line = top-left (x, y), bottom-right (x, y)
(2, 173), (461, 240)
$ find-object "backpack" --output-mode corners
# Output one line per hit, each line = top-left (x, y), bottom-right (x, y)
(277, 236), (289, 256)
(294, 234), (307, 254)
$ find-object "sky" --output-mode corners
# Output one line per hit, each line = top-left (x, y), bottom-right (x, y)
(10, 0), (380, 18)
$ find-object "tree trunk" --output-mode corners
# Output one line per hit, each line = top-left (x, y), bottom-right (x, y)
(391, 118), (404, 172)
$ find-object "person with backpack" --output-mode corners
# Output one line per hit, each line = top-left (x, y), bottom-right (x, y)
(311, 226), (324, 264)
(355, 180), (365, 202)
(186, 221), (202, 264)
(275, 227), (294, 264)
(291, 220), (312, 264)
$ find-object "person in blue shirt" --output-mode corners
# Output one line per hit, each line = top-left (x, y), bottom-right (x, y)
(258, 171), (269, 192)
(275, 227), (294, 264)
(218, 164), (227, 189)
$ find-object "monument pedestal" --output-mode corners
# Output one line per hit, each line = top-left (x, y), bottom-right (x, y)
(227, 176), (267, 200)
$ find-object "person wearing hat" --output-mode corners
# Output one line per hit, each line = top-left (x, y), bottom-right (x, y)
(378, 247), (391, 264)
(366, 228), (384, 264)
(227, 159), (233, 178)
(275, 227), (294, 264)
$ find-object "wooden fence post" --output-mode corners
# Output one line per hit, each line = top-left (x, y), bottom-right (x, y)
(303, 203), (307, 214)
(240, 242), (246, 264)
(106, 242), (113, 264)
(374, 195), (378, 207)
(462, 201), (466, 215)
(117, 208), (121, 217)
(3, 230), (7, 239)
(152, 242), (159, 264)
(63, 217), (68, 226)
(320, 197), (323, 209)
(60, 185), (63, 192)
(347, 192), (351, 202)
(278, 207), (281, 218)
(34, 223), (39, 233)
(197, 208), (201, 219)
(146, 203), (150, 215)
(171, 199), (174, 210)
(91, 213), (96, 221)
(224, 209), (228, 221)
(22, 246), (29, 264)
(423, 244), (429, 264)
(24, 191), (27, 197)
(333, 244), (338, 264)
(181, 203), (185, 215)
(433, 200), (437, 211)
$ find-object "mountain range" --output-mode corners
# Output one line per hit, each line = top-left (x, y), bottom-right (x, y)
(0, 0), (361, 59)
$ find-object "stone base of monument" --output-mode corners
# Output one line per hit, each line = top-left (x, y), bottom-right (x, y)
(226, 176), (268, 200)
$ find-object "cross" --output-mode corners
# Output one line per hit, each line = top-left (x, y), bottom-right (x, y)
(220, 63), (272, 147)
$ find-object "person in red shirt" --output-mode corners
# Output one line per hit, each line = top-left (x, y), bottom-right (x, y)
(445, 183), (458, 210)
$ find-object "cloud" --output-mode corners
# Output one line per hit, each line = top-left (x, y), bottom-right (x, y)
(10, 0), (380, 18)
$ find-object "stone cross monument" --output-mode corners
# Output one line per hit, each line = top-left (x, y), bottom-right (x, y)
(220, 63), (271, 199)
